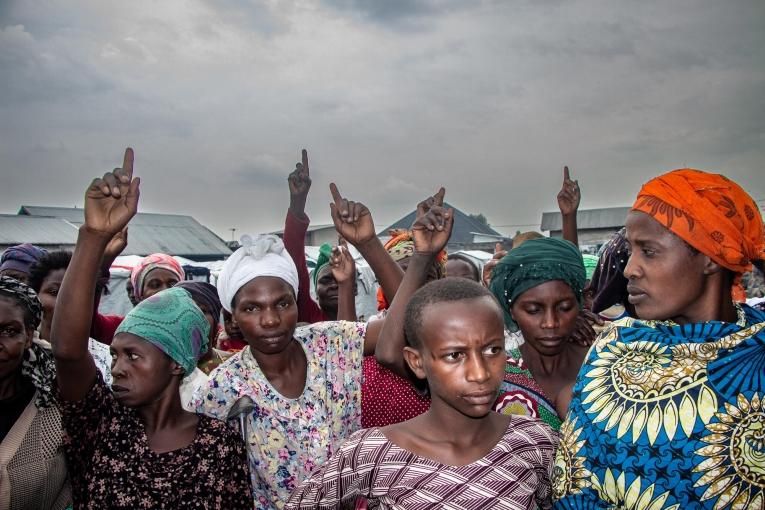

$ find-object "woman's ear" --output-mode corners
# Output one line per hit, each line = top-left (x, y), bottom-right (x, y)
(170, 362), (186, 376)
(702, 255), (723, 276)
(403, 346), (426, 380)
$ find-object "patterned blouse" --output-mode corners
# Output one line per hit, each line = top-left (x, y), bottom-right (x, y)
(60, 374), (252, 509)
(192, 320), (367, 509)
(552, 304), (765, 509)
(495, 348), (562, 430)
(286, 415), (559, 509)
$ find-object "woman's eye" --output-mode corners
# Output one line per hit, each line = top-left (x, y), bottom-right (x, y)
(484, 345), (503, 356)
(128, 353), (139, 361)
(524, 308), (540, 315)
(278, 301), (290, 309)
(642, 249), (655, 257)
(444, 352), (463, 361)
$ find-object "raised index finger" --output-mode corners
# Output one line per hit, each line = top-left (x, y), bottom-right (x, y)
(433, 187), (446, 206)
(122, 148), (134, 182)
(302, 149), (309, 175)
(563, 165), (570, 182)
(329, 182), (343, 204)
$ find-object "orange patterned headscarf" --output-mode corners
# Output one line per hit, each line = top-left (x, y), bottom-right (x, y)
(632, 168), (765, 301)
(376, 229), (448, 311)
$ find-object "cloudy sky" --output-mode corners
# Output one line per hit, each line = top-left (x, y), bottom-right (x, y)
(1, 0), (763, 241)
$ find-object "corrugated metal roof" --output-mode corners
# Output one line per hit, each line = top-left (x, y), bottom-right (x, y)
(18, 206), (87, 224)
(0, 215), (79, 244)
(270, 224), (335, 235)
(379, 202), (507, 246)
(541, 207), (630, 231)
(18, 206), (231, 260)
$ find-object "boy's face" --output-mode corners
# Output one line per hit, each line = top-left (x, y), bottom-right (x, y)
(405, 296), (506, 418)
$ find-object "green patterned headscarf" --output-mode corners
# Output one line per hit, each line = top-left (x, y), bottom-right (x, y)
(489, 237), (586, 332)
(311, 243), (333, 288)
(582, 254), (599, 280)
(115, 287), (209, 374)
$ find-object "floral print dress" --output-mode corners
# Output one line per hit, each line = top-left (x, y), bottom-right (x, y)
(60, 373), (252, 509)
(192, 320), (367, 509)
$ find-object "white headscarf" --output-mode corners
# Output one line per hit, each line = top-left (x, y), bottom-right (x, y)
(217, 234), (299, 312)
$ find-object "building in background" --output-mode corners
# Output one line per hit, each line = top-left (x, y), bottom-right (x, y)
(541, 206), (630, 253)
(270, 223), (339, 247)
(16, 206), (231, 261)
(379, 202), (510, 253)
(0, 214), (79, 253)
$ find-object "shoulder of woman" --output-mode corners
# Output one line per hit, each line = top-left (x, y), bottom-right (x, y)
(504, 415), (559, 445)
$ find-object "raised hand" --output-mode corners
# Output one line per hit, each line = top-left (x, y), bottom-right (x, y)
(329, 183), (376, 248)
(411, 187), (453, 255)
(330, 239), (356, 285)
(84, 148), (140, 237)
(288, 149), (312, 214)
(556, 166), (580, 216)
(482, 242), (508, 287)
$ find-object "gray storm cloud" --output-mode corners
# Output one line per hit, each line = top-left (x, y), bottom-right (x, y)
(1, 0), (763, 237)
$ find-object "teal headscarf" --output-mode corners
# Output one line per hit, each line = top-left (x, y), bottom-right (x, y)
(489, 237), (586, 332)
(582, 254), (599, 280)
(311, 243), (333, 288)
(115, 287), (210, 374)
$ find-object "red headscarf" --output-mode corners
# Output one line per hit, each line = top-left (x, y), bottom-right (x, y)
(632, 168), (765, 301)
(130, 253), (186, 301)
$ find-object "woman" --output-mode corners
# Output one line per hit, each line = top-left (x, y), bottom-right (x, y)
(553, 168), (765, 509)
(52, 148), (252, 509)
(130, 253), (185, 302)
(287, 279), (558, 508)
(27, 250), (113, 383)
(489, 237), (588, 430)
(586, 227), (634, 320)
(0, 244), (47, 284)
(193, 229), (389, 509)
(174, 281), (229, 374)
(90, 252), (185, 343)
(0, 276), (71, 509)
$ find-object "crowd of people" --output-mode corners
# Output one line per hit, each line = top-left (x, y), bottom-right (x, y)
(0, 147), (763, 509)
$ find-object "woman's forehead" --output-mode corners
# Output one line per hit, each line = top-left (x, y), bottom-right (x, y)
(112, 332), (151, 350)
(238, 276), (294, 299)
(144, 267), (180, 281)
(0, 295), (26, 321)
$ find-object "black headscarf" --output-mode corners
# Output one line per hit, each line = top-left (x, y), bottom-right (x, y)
(589, 228), (630, 314)
(175, 281), (222, 329)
